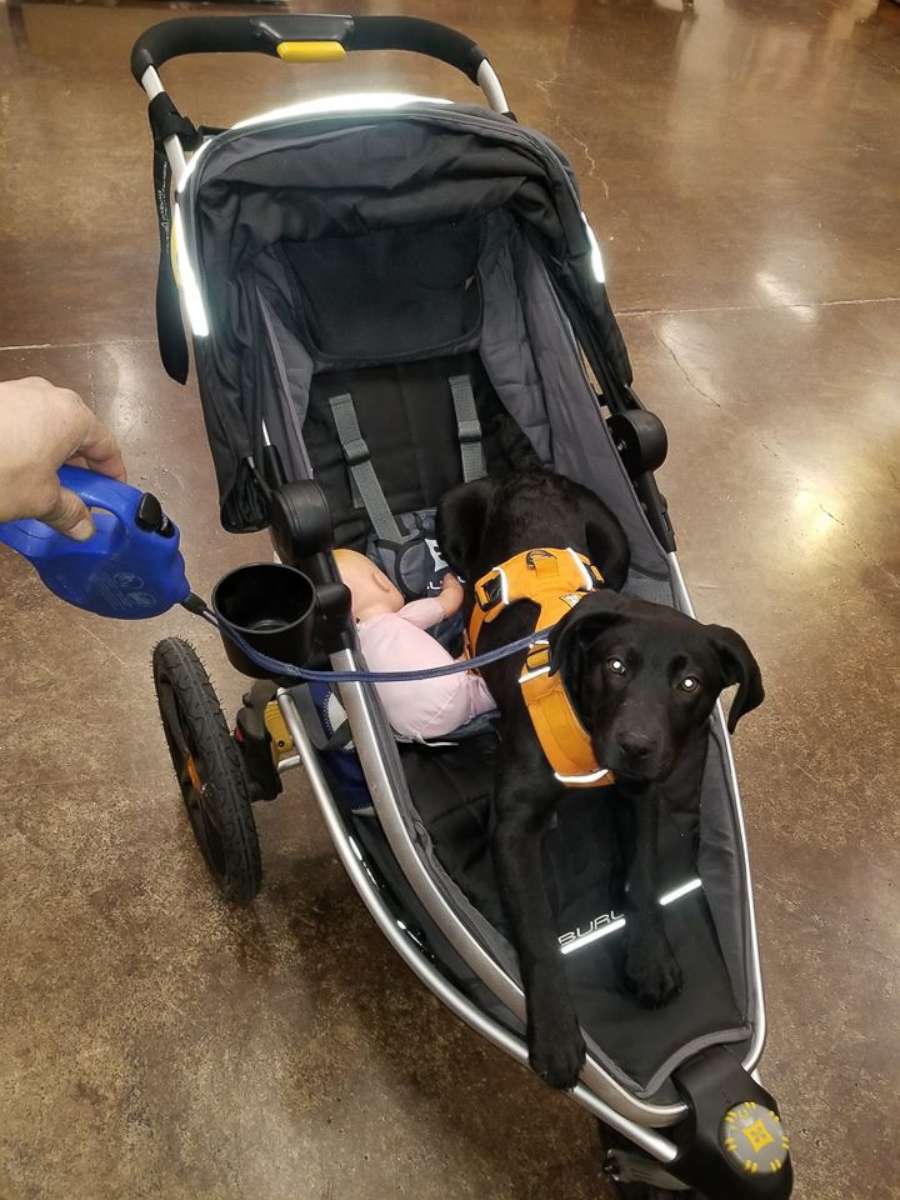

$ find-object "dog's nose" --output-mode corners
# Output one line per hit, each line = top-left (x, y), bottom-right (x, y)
(616, 732), (653, 761)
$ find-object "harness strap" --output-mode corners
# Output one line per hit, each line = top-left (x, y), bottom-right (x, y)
(449, 374), (486, 482)
(329, 393), (402, 542)
(468, 548), (612, 789)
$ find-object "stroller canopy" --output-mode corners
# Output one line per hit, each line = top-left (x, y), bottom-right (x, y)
(176, 101), (634, 532)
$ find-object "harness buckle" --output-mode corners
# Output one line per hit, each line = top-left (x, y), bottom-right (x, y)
(524, 643), (551, 674)
(475, 572), (504, 611)
(456, 418), (482, 445)
(342, 436), (370, 468)
(525, 548), (555, 569)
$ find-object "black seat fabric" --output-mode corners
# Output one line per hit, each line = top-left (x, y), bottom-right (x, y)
(304, 351), (540, 551)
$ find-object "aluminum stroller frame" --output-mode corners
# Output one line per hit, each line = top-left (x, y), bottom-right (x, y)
(134, 16), (793, 1197)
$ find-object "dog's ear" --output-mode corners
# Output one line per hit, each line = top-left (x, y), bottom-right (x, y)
(436, 477), (498, 576)
(549, 590), (632, 679)
(706, 625), (764, 733)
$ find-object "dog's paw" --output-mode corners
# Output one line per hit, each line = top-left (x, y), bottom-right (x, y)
(529, 1022), (587, 1090)
(526, 975), (586, 1089)
(624, 936), (683, 1009)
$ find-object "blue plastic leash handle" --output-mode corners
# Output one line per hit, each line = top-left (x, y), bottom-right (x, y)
(0, 466), (191, 619)
(0, 464), (554, 675)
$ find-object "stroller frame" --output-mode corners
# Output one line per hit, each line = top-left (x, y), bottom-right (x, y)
(134, 15), (791, 1197)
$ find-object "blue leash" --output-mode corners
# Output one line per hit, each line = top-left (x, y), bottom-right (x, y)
(196, 605), (554, 684)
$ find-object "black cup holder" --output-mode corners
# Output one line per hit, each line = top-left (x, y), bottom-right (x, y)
(212, 562), (315, 679)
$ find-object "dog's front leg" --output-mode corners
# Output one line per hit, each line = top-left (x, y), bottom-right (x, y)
(493, 749), (585, 1089)
(615, 783), (683, 1008)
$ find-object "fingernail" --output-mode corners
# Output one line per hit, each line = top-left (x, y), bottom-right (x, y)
(68, 518), (95, 542)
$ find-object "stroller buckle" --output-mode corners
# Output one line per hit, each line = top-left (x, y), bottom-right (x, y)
(457, 418), (482, 444)
(342, 436), (370, 468)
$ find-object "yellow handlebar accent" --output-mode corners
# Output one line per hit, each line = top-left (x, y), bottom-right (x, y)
(276, 41), (347, 63)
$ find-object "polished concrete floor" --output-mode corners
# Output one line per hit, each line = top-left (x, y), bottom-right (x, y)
(1, 1), (899, 1197)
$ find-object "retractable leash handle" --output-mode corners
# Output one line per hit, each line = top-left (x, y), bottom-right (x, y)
(0, 467), (191, 619)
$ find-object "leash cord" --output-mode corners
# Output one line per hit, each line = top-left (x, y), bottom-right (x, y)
(191, 603), (554, 684)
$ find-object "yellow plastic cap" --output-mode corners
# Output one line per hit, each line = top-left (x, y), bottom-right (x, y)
(276, 41), (347, 63)
(720, 1101), (790, 1176)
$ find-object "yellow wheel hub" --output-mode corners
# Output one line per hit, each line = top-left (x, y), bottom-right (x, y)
(720, 1101), (789, 1176)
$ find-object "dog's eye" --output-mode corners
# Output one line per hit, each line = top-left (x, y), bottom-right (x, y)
(679, 676), (701, 693)
(607, 657), (626, 675)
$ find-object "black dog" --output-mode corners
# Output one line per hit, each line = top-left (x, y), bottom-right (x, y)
(437, 470), (763, 1090)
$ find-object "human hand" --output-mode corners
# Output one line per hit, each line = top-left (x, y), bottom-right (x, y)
(438, 571), (464, 618)
(0, 377), (126, 539)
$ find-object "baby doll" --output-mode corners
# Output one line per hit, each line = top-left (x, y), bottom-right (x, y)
(333, 548), (495, 740)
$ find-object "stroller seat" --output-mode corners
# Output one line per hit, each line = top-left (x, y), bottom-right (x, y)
(260, 207), (756, 1104)
(185, 110), (760, 1109)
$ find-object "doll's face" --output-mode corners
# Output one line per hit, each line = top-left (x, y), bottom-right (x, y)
(334, 549), (403, 619)
(365, 562), (404, 613)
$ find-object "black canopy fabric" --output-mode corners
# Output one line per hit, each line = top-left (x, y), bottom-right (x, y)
(177, 103), (632, 530)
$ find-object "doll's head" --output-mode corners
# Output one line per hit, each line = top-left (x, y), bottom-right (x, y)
(333, 549), (404, 622)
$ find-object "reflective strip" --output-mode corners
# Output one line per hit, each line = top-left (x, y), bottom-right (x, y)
(172, 205), (208, 337)
(560, 878), (703, 957)
(659, 877), (703, 907)
(581, 212), (606, 283)
(230, 93), (453, 131)
(554, 766), (610, 785)
(560, 917), (626, 955)
(497, 566), (510, 606)
(566, 547), (595, 591)
(518, 665), (551, 684)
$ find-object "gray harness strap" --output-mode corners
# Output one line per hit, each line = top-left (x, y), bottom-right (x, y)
(329, 392), (402, 542)
(449, 374), (486, 482)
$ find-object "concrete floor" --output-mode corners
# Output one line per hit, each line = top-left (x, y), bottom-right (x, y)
(1, 1), (899, 1197)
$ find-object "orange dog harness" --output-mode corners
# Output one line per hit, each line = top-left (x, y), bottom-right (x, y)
(469, 548), (614, 789)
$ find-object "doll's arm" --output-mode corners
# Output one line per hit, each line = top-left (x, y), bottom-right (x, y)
(399, 574), (464, 629)
(397, 597), (448, 630)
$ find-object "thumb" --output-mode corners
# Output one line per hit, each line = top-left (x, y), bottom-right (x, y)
(42, 486), (95, 541)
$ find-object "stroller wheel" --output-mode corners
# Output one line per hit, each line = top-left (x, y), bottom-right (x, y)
(153, 637), (262, 903)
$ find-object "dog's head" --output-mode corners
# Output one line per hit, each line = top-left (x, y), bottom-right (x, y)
(435, 477), (497, 579)
(549, 591), (763, 783)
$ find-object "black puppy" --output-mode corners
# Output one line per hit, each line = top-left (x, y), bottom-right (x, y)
(437, 469), (763, 1090)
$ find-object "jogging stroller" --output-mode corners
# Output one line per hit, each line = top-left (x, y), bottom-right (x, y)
(133, 16), (793, 1198)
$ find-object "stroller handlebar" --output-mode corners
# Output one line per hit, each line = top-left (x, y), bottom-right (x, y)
(131, 14), (491, 86)
(347, 16), (488, 82)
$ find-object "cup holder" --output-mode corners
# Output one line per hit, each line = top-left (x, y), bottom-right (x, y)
(212, 562), (315, 680)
